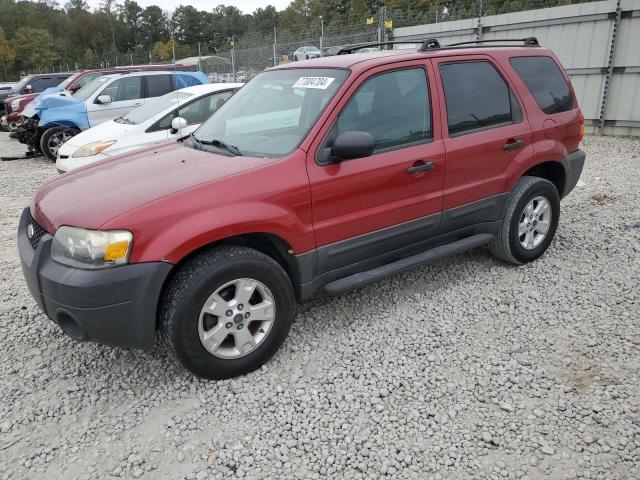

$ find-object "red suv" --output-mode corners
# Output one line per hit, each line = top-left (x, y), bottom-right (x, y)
(19, 38), (585, 379)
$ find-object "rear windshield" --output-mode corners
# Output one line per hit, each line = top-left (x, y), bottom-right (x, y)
(510, 56), (573, 115)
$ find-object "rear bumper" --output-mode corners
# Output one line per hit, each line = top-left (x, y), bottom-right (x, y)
(562, 149), (586, 198)
(18, 207), (172, 348)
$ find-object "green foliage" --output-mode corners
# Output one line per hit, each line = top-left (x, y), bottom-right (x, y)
(0, 0), (568, 79)
(11, 27), (59, 71)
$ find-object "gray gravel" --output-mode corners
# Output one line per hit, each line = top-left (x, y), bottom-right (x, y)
(0, 131), (639, 479)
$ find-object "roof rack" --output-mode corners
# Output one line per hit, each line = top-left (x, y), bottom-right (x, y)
(338, 39), (441, 55)
(337, 36), (539, 55)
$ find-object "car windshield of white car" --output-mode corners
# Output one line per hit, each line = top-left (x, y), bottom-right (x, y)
(118, 91), (193, 125)
(74, 76), (112, 101)
(192, 68), (348, 158)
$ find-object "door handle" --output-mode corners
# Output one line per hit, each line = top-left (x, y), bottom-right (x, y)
(407, 161), (435, 174)
(502, 139), (524, 150)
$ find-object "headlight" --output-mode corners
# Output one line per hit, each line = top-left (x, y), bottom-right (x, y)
(10, 100), (19, 111)
(72, 140), (116, 158)
(51, 226), (132, 269)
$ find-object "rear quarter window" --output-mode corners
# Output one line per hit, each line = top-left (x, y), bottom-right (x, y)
(510, 56), (574, 115)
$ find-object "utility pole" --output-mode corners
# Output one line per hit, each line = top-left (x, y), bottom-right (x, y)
(273, 27), (277, 67)
(319, 16), (324, 56)
(231, 35), (236, 82)
(198, 42), (202, 71)
(476, 0), (483, 41)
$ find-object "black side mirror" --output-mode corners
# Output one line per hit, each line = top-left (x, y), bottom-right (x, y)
(331, 131), (375, 161)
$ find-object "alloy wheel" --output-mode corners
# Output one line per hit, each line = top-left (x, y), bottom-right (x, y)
(198, 278), (276, 359)
(518, 195), (552, 250)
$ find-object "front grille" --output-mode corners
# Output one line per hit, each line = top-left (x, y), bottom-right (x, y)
(26, 210), (47, 249)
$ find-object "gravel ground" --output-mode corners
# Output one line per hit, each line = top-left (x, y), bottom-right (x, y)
(0, 132), (638, 480)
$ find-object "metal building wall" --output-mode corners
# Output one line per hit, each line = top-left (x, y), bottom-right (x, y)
(393, 0), (640, 136)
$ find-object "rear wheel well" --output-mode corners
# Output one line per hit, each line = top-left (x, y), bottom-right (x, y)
(522, 161), (566, 196)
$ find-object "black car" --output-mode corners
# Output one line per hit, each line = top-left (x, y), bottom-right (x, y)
(0, 73), (73, 115)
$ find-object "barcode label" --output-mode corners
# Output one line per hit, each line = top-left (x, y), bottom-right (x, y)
(292, 77), (335, 89)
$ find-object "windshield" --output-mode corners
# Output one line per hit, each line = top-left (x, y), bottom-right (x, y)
(74, 76), (112, 101)
(119, 91), (193, 125)
(193, 68), (348, 157)
(57, 75), (77, 90)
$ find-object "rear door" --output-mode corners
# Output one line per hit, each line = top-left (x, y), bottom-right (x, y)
(306, 61), (445, 273)
(87, 76), (144, 126)
(431, 55), (533, 233)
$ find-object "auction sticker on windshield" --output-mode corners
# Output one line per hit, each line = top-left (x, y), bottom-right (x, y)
(293, 77), (335, 89)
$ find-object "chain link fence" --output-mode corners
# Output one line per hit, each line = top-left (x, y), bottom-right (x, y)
(18, 0), (601, 78)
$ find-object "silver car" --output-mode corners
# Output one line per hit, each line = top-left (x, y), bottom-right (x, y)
(293, 46), (322, 61)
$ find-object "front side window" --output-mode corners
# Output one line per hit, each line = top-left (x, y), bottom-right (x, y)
(179, 90), (234, 125)
(335, 67), (431, 151)
(510, 56), (573, 115)
(193, 68), (348, 157)
(100, 76), (142, 102)
(440, 61), (520, 135)
(74, 76), (112, 101)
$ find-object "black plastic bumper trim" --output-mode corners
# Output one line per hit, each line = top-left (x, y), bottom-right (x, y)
(18, 207), (173, 349)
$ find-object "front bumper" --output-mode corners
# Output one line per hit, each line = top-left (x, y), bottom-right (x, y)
(17, 207), (173, 348)
(561, 149), (586, 198)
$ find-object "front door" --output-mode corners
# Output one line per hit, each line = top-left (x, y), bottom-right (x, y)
(307, 61), (445, 272)
(87, 76), (144, 127)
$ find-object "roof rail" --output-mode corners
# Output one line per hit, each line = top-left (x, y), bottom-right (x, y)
(337, 36), (539, 55)
(442, 37), (540, 48)
(337, 39), (440, 55)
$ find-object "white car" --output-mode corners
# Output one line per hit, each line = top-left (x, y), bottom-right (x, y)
(56, 83), (242, 172)
(293, 46), (322, 61)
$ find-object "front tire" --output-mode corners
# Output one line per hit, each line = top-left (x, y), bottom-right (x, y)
(159, 246), (295, 379)
(489, 176), (560, 265)
(40, 126), (79, 161)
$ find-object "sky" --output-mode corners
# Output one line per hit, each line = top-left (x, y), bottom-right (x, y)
(86, 0), (292, 14)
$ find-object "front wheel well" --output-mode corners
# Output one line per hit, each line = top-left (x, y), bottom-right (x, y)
(522, 161), (566, 196)
(158, 233), (301, 325)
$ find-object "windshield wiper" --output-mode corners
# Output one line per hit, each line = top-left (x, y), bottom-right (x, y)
(114, 116), (133, 124)
(192, 136), (242, 156)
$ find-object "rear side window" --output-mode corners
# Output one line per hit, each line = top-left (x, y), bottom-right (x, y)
(439, 61), (521, 136)
(336, 67), (432, 151)
(510, 56), (573, 114)
(146, 75), (173, 98)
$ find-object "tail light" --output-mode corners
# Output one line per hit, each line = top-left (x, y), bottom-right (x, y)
(578, 113), (585, 143)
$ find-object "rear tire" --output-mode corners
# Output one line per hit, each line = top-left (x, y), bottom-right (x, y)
(489, 176), (560, 265)
(159, 246), (295, 379)
(40, 126), (79, 161)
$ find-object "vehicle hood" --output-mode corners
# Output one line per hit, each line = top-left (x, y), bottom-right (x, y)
(33, 141), (276, 232)
(63, 120), (139, 149)
(6, 92), (38, 107)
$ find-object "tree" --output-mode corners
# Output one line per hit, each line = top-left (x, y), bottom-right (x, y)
(0, 27), (16, 80)
(150, 40), (172, 61)
(11, 27), (59, 72)
(141, 6), (168, 46)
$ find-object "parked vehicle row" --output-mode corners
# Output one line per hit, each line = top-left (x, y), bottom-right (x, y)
(17, 39), (585, 380)
(11, 70), (208, 160)
(57, 83), (242, 172)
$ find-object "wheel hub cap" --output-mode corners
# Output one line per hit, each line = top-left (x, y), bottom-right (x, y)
(518, 195), (552, 250)
(198, 278), (275, 359)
